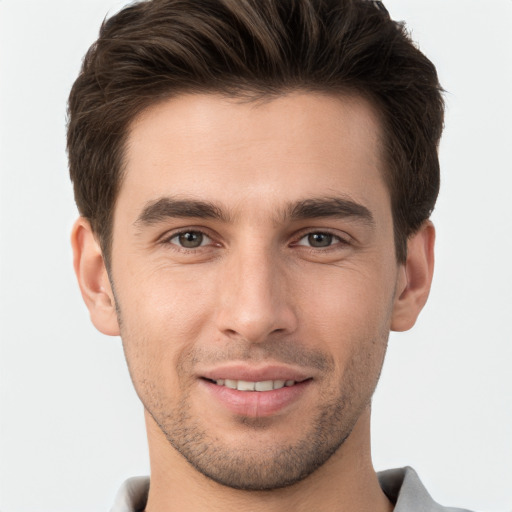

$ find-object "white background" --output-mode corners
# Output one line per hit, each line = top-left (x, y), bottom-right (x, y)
(0, 1), (511, 510)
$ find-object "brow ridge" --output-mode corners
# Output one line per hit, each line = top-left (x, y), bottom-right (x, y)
(135, 197), (229, 227)
(134, 195), (375, 228)
(286, 197), (375, 226)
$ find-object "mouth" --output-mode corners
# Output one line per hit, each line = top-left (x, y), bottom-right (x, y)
(202, 377), (305, 392)
(198, 369), (313, 417)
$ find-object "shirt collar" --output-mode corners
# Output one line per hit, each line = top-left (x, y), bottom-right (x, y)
(110, 466), (462, 512)
(110, 476), (149, 512)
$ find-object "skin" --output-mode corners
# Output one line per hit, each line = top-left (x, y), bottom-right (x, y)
(72, 92), (435, 512)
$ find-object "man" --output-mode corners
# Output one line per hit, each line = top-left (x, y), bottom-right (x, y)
(67, 0), (471, 510)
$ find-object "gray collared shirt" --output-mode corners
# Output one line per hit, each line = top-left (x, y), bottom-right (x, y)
(110, 466), (473, 512)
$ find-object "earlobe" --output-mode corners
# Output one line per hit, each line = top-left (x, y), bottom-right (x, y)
(71, 218), (120, 336)
(391, 221), (435, 332)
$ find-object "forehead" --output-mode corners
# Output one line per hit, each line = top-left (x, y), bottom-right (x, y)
(119, 92), (388, 222)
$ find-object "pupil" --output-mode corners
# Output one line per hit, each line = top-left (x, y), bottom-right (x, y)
(308, 233), (332, 247)
(179, 232), (202, 248)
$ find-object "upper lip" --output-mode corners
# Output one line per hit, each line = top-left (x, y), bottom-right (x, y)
(199, 364), (312, 383)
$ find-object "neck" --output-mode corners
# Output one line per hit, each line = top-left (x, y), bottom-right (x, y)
(144, 408), (393, 512)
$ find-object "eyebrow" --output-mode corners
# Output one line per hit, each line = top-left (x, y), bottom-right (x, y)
(286, 197), (375, 227)
(134, 195), (375, 228)
(135, 197), (229, 227)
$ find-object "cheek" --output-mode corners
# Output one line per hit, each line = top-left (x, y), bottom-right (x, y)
(297, 263), (395, 328)
(120, 261), (216, 333)
(115, 268), (216, 396)
(295, 265), (394, 369)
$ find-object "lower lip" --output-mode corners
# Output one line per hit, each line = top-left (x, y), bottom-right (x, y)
(200, 379), (312, 418)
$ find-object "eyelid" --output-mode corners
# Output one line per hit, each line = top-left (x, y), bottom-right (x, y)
(170, 231), (212, 247)
(159, 227), (218, 248)
(292, 229), (352, 248)
(156, 226), (352, 250)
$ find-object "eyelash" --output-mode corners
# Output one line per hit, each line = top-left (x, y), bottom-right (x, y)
(161, 229), (216, 252)
(160, 228), (351, 252)
(293, 231), (349, 250)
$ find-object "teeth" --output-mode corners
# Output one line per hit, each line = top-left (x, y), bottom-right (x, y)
(255, 380), (274, 391)
(237, 380), (255, 391)
(273, 380), (286, 390)
(224, 379), (237, 389)
(215, 379), (297, 391)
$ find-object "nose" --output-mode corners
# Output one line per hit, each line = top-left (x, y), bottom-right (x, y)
(215, 244), (298, 344)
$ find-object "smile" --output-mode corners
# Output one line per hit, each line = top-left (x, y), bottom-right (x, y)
(201, 377), (312, 417)
(212, 379), (297, 391)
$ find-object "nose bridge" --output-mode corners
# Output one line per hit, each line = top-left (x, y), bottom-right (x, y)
(216, 238), (297, 343)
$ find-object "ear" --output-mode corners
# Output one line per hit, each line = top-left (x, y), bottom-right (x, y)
(391, 221), (435, 332)
(71, 217), (120, 336)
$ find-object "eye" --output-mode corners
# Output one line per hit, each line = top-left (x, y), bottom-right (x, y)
(168, 231), (212, 249)
(295, 232), (343, 248)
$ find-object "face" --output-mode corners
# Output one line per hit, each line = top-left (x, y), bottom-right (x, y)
(106, 93), (404, 489)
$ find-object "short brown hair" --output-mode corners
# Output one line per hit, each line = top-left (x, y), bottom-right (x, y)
(67, 0), (444, 264)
